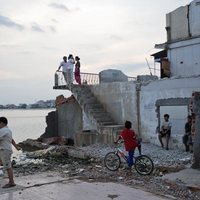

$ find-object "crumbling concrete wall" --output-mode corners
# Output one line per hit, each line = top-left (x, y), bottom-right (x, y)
(166, 5), (189, 41)
(192, 91), (200, 168)
(139, 76), (200, 148)
(166, 0), (200, 41)
(40, 111), (58, 138)
(74, 125), (121, 146)
(82, 111), (96, 131)
(90, 81), (138, 132)
(57, 100), (82, 139)
(53, 73), (200, 149)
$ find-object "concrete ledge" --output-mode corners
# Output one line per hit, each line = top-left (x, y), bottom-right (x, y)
(163, 168), (200, 188)
(53, 85), (69, 90)
(74, 125), (123, 146)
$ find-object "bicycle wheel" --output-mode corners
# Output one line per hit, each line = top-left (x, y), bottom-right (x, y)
(104, 152), (121, 171)
(134, 155), (154, 175)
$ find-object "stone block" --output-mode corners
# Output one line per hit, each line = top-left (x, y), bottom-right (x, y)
(137, 75), (158, 83)
(99, 69), (128, 83)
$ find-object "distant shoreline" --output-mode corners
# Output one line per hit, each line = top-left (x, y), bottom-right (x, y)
(0, 108), (55, 110)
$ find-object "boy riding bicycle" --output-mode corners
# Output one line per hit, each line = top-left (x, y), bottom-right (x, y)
(115, 121), (138, 173)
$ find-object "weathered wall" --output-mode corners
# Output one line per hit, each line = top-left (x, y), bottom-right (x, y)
(139, 76), (200, 148)
(192, 91), (200, 168)
(189, 0), (200, 37)
(57, 100), (82, 139)
(82, 111), (96, 130)
(166, 0), (200, 41)
(99, 69), (128, 83)
(74, 126), (122, 146)
(166, 5), (189, 41)
(168, 37), (200, 77)
(90, 81), (138, 132)
(41, 111), (58, 138)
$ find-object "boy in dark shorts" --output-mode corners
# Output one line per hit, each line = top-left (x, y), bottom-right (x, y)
(0, 117), (21, 188)
(158, 114), (172, 150)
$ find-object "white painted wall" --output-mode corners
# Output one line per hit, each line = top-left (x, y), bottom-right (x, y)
(140, 76), (200, 148)
(166, 6), (189, 41)
(82, 111), (96, 130)
(90, 81), (138, 131)
(163, 1), (200, 78)
(166, 0), (200, 41)
(168, 37), (200, 77)
(77, 75), (200, 149)
(190, 0), (200, 37)
(160, 106), (188, 136)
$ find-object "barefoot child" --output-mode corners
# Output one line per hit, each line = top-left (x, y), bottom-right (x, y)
(0, 117), (21, 188)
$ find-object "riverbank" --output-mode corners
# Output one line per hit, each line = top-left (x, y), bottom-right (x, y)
(3, 143), (200, 200)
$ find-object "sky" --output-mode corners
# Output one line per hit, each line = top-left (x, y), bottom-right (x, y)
(0, 0), (192, 105)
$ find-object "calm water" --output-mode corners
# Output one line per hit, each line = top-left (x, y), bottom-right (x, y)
(0, 109), (54, 144)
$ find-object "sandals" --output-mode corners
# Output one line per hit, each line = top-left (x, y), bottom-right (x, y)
(2, 183), (16, 188)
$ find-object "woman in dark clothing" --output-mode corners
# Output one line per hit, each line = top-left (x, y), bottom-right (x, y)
(75, 56), (81, 85)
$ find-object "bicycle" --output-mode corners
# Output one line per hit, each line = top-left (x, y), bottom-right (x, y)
(104, 142), (154, 175)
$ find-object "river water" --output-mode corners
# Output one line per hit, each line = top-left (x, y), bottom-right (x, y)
(0, 109), (54, 155)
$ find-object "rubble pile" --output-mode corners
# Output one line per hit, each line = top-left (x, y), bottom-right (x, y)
(12, 142), (199, 200)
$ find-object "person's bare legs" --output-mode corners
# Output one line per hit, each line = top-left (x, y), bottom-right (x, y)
(66, 69), (72, 89)
(166, 134), (170, 150)
(158, 134), (164, 148)
(6, 168), (15, 185)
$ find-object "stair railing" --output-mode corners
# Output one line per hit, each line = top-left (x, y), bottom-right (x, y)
(54, 71), (136, 87)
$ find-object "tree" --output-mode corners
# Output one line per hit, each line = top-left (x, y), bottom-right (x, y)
(191, 92), (200, 169)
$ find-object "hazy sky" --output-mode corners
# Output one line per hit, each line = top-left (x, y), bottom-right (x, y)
(0, 0), (192, 105)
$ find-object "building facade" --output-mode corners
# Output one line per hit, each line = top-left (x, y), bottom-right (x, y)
(52, 0), (200, 149)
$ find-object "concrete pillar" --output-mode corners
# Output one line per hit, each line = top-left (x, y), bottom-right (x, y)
(136, 82), (141, 136)
(192, 92), (200, 169)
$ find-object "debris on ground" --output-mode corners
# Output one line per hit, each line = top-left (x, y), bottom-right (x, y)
(12, 142), (199, 200)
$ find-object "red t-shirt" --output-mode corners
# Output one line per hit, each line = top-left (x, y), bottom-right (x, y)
(120, 128), (137, 151)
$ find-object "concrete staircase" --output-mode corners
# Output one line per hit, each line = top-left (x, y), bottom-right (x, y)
(71, 84), (123, 144)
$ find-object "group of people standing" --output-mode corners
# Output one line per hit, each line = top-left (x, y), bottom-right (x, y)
(57, 54), (81, 88)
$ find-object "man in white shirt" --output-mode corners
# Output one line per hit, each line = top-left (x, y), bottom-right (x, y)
(158, 114), (172, 150)
(57, 56), (68, 84)
(67, 54), (75, 88)
(0, 117), (21, 188)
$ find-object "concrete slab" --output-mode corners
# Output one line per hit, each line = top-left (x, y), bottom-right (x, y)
(0, 172), (170, 200)
(163, 168), (200, 187)
(0, 172), (66, 195)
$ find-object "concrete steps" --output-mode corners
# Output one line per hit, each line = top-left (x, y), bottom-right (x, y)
(71, 84), (123, 141)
